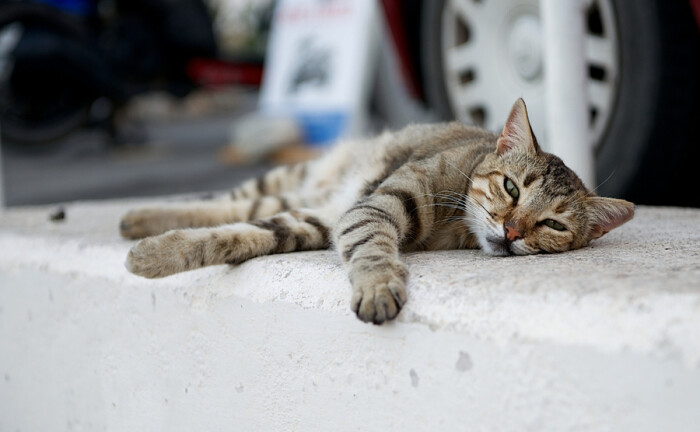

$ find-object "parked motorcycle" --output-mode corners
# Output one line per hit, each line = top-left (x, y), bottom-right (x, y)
(0, 0), (219, 147)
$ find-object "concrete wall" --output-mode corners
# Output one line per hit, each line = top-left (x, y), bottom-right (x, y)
(1, 200), (699, 431)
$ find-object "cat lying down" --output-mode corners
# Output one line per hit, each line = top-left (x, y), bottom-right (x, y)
(121, 99), (634, 324)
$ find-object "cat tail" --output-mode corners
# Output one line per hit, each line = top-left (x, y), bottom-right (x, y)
(125, 210), (332, 278)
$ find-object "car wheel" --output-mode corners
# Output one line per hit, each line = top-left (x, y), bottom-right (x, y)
(421, 0), (700, 206)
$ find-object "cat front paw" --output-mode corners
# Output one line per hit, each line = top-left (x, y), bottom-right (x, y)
(350, 262), (408, 324)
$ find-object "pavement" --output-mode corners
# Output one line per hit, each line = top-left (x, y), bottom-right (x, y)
(0, 199), (699, 430)
(0, 200), (698, 359)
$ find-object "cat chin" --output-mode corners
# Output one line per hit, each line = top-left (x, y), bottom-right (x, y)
(509, 241), (537, 256)
(480, 236), (512, 257)
(482, 245), (511, 257)
(479, 235), (535, 257)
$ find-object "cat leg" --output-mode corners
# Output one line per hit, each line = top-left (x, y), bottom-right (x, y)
(125, 210), (332, 278)
(121, 157), (335, 240)
(230, 162), (309, 200)
(334, 179), (433, 324)
(120, 195), (309, 239)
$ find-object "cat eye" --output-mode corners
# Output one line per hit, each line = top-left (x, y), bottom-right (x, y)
(543, 219), (566, 231)
(504, 177), (519, 201)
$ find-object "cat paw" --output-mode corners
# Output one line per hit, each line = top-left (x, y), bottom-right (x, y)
(350, 265), (408, 324)
(120, 209), (176, 239)
(125, 232), (190, 278)
(120, 210), (154, 239)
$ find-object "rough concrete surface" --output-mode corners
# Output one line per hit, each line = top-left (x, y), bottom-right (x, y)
(0, 199), (699, 431)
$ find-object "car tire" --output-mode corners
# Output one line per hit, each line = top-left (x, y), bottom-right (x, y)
(421, 0), (700, 206)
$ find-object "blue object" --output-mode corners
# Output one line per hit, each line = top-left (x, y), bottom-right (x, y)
(296, 111), (348, 146)
(32, 0), (94, 16)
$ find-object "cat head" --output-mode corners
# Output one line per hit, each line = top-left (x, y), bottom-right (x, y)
(466, 98), (634, 256)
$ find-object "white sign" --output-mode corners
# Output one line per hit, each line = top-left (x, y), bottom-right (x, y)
(260, 0), (379, 145)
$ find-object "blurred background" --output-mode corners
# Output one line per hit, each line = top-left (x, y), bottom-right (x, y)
(0, 0), (698, 208)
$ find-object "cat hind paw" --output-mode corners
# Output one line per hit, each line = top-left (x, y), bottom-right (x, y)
(125, 235), (186, 278)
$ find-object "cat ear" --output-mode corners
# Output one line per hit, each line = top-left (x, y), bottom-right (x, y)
(496, 98), (541, 155)
(586, 197), (635, 239)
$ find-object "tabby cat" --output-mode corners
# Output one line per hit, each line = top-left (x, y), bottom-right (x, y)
(121, 99), (634, 324)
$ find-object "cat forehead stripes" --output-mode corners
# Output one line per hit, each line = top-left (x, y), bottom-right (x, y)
(538, 154), (588, 199)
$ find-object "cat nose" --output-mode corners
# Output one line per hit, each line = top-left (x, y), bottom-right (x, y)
(504, 225), (522, 242)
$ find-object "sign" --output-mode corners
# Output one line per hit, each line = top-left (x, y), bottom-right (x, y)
(260, 0), (379, 145)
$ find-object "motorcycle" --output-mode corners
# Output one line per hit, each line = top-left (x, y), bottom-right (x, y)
(0, 0), (225, 147)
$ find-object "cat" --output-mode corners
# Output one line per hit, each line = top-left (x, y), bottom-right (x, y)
(120, 99), (634, 324)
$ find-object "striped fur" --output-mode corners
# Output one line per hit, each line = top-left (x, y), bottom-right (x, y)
(122, 99), (634, 324)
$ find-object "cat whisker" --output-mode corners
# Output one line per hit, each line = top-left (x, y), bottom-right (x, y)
(461, 194), (492, 220)
(442, 160), (475, 184)
(589, 170), (616, 196)
(429, 190), (466, 201)
(571, 170), (615, 205)
(568, 171), (617, 208)
(424, 192), (477, 215)
(414, 191), (467, 210)
(433, 191), (473, 208)
(416, 192), (491, 231)
(459, 207), (489, 229)
(432, 196), (466, 207)
(415, 202), (466, 214)
(448, 215), (482, 226)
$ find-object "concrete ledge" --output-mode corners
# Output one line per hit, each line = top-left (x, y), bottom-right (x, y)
(1, 200), (699, 431)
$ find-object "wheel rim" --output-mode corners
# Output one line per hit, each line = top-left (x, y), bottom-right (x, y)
(440, 0), (619, 150)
